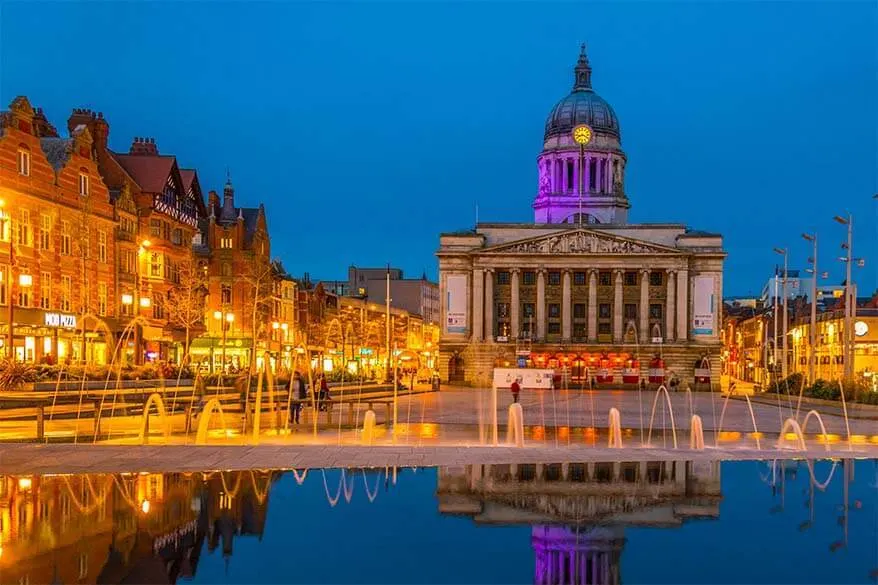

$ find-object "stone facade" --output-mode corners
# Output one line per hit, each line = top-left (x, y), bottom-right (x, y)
(436, 48), (725, 389)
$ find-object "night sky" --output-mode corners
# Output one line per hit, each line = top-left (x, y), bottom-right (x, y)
(1, 1), (876, 296)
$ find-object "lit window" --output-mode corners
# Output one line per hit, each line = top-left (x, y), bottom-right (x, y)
(0, 209), (9, 242)
(79, 173), (89, 196)
(152, 293), (164, 319)
(98, 230), (107, 263)
(150, 219), (162, 238)
(60, 221), (71, 255)
(17, 209), (31, 247)
(40, 214), (51, 250)
(220, 237), (233, 249)
(40, 272), (51, 309)
(61, 275), (72, 311)
(17, 148), (30, 176)
(18, 281), (30, 308)
(149, 252), (163, 278)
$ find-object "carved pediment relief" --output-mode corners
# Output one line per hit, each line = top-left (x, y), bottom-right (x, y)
(483, 229), (679, 256)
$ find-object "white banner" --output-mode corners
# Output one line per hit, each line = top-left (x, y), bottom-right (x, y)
(692, 275), (715, 336)
(446, 274), (468, 333)
(493, 368), (555, 389)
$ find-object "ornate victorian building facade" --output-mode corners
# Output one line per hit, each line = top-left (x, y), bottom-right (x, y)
(437, 48), (725, 387)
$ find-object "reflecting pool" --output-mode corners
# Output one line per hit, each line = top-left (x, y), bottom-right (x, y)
(1, 459), (875, 584)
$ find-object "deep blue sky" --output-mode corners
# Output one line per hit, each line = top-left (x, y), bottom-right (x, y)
(2, 1), (876, 296)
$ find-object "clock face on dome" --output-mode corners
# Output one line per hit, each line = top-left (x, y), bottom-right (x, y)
(572, 124), (593, 145)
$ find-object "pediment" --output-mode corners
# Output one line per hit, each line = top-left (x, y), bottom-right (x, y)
(482, 229), (680, 256)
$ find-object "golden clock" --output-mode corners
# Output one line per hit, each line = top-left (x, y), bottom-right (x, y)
(572, 124), (592, 145)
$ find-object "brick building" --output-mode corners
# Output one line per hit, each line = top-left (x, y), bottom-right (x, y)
(0, 97), (118, 363)
(191, 178), (271, 372)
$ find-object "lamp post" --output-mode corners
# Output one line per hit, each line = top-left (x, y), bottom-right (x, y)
(572, 124), (593, 226)
(134, 240), (151, 365)
(773, 247), (789, 378)
(214, 310), (235, 374)
(802, 233), (819, 384)
(833, 214), (864, 380)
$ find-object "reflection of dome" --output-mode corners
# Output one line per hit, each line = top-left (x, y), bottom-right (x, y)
(544, 45), (620, 141)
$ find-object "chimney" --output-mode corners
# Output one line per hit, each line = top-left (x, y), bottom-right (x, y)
(32, 107), (59, 137)
(67, 108), (108, 150)
(208, 190), (219, 218)
(129, 136), (158, 156)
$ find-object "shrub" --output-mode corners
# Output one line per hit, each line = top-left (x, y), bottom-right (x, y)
(765, 373), (804, 395)
(0, 359), (38, 390)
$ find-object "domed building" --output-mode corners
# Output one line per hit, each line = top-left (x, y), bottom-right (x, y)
(436, 46), (726, 388)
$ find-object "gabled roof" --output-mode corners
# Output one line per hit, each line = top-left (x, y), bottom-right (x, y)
(180, 169), (196, 192)
(113, 153), (175, 193)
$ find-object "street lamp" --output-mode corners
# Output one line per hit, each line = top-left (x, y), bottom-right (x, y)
(833, 213), (865, 380)
(802, 233), (820, 384)
(772, 247), (789, 379)
(214, 310), (235, 373)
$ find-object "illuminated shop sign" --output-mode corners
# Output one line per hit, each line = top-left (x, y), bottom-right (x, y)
(44, 312), (77, 328)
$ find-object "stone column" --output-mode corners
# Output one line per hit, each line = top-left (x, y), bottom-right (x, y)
(561, 269), (572, 341)
(665, 270), (676, 342)
(596, 156), (603, 194)
(536, 269), (546, 340)
(561, 159), (568, 193)
(472, 268), (484, 342)
(587, 269), (597, 342)
(511, 269), (520, 339)
(613, 269), (623, 342)
(676, 267), (689, 341)
(584, 155), (591, 193)
(639, 269), (649, 343)
(484, 269), (494, 342)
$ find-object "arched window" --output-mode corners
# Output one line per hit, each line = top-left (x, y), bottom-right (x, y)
(221, 262), (232, 277)
(564, 213), (599, 225)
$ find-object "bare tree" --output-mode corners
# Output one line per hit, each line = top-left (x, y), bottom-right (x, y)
(243, 257), (275, 373)
(163, 250), (208, 365)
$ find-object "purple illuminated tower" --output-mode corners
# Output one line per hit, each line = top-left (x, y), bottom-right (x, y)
(532, 525), (624, 585)
(534, 45), (630, 225)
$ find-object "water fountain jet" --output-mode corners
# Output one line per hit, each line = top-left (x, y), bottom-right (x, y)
(608, 407), (622, 448)
(361, 410), (377, 445)
(689, 415), (705, 450)
(645, 384), (678, 449)
(507, 403), (524, 447)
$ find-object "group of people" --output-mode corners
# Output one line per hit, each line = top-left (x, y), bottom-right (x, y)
(288, 372), (331, 424)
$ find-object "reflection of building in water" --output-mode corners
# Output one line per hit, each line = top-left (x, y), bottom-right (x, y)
(0, 470), (276, 585)
(437, 461), (721, 585)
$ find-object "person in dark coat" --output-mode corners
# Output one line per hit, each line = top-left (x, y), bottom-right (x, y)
(510, 379), (521, 404)
(318, 374), (330, 411)
(290, 371), (306, 424)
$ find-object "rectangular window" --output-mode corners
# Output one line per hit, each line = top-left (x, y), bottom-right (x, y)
(548, 322), (561, 334)
(18, 281), (30, 308)
(221, 285), (232, 304)
(150, 219), (162, 238)
(649, 271), (663, 287)
(523, 303), (535, 318)
(98, 230), (107, 263)
(220, 237), (233, 249)
(573, 303), (586, 319)
(172, 228), (183, 246)
(624, 303), (637, 320)
(120, 295), (133, 317)
(40, 214), (51, 250)
(598, 322), (611, 334)
(152, 293), (164, 319)
(61, 276), (72, 311)
(599, 303), (611, 319)
(548, 303), (560, 318)
(0, 209), (8, 242)
(163, 222), (171, 241)
(17, 209), (31, 247)
(649, 304), (663, 319)
(496, 271), (510, 285)
(599, 271), (611, 286)
(17, 149), (30, 176)
(573, 323), (586, 338)
(573, 271), (586, 286)
(40, 272), (51, 309)
(123, 249), (136, 274)
(60, 221), (71, 255)
(149, 252), (162, 278)
(497, 302), (510, 319)
(522, 271), (536, 286)
(624, 271), (637, 286)
(98, 283), (107, 316)
(79, 173), (89, 196)
(548, 271), (561, 286)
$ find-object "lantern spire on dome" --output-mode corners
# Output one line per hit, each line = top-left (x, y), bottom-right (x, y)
(573, 43), (592, 91)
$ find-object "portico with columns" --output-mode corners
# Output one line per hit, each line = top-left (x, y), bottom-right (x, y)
(437, 46), (725, 388)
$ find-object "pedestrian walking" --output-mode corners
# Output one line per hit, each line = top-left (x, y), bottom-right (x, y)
(290, 371), (306, 424)
(510, 379), (521, 404)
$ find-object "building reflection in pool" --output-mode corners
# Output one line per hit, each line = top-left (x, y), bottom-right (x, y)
(436, 461), (722, 585)
(0, 470), (278, 585)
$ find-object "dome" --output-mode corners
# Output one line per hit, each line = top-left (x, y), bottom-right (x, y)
(544, 46), (621, 141)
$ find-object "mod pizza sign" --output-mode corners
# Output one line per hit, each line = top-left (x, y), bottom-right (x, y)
(44, 312), (77, 328)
